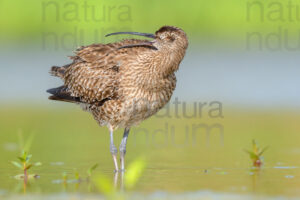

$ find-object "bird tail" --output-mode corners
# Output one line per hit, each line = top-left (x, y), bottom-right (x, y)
(49, 66), (65, 78)
(47, 86), (80, 103)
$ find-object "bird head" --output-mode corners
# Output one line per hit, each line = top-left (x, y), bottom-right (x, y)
(153, 26), (188, 52)
(105, 25), (188, 53)
(106, 26), (188, 74)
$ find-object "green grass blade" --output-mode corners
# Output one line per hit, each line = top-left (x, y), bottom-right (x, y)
(25, 164), (32, 170)
(11, 161), (23, 169)
(93, 173), (114, 195)
(125, 157), (146, 190)
(87, 163), (98, 176)
(17, 157), (25, 162)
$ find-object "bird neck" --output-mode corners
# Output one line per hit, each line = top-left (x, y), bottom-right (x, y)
(152, 48), (185, 77)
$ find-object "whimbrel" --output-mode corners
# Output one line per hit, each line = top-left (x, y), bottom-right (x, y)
(47, 25), (188, 172)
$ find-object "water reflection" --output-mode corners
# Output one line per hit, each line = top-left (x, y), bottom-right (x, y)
(250, 167), (261, 194)
(113, 172), (125, 192)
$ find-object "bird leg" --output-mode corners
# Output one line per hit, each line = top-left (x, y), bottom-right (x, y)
(113, 171), (119, 189)
(109, 128), (119, 172)
(119, 128), (130, 171)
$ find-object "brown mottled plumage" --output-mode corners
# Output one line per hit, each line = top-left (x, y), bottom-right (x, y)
(47, 25), (188, 171)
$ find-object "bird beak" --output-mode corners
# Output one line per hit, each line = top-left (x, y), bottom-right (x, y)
(105, 31), (156, 39)
(118, 41), (157, 50)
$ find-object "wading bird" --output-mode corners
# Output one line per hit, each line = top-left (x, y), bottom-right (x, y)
(47, 26), (188, 172)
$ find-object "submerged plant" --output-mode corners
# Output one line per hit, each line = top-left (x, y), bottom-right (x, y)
(11, 151), (41, 182)
(245, 140), (268, 167)
(87, 163), (99, 177)
(74, 169), (80, 182)
(57, 164), (98, 188)
(74, 163), (99, 182)
(62, 172), (68, 184)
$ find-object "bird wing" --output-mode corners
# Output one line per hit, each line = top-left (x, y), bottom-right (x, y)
(63, 62), (119, 104)
(48, 39), (155, 104)
(72, 39), (152, 63)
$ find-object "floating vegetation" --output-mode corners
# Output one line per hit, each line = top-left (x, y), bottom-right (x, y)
(285, 175), (294, 179)
(53, 163), (99, 186)
(245, 140), (268, 167)
(50, 162), (64, 166)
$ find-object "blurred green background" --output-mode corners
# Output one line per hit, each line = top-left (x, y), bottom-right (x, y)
(0, 0), (298, 46)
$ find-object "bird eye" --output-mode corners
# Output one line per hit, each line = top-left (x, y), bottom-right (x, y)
(166, 36), (175, 42)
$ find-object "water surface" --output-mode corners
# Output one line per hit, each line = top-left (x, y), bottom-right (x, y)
(0, 107), (299, 199)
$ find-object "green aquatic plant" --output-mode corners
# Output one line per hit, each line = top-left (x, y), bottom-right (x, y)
(11, 151), (42, 181)
(75, 163), (99, 182)
(74, 169), (80, 182)
(59, 164), (98, 186)
(245, 140), (268, 167)
(87, 163), (99, 178)
(124, 158), (146, 190)
(62, 172), (68, 184)
(93, 172), (115, 196)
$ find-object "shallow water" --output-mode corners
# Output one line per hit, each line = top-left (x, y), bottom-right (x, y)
(1, 49), (300, 108)
(0, 107), (300, 199)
